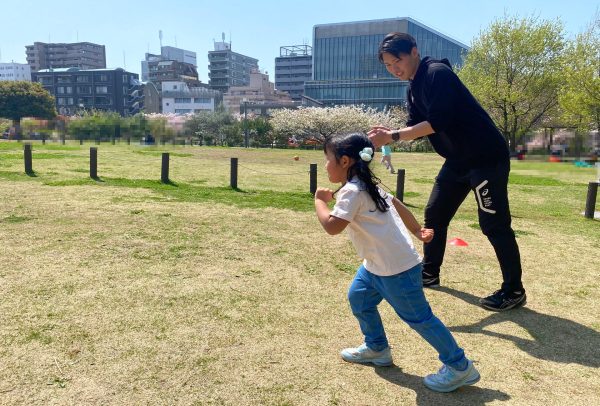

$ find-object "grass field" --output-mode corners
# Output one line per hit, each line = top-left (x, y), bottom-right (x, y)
(1, 141), (599, 405)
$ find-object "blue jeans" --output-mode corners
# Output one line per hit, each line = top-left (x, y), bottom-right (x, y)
(348, 263), (468, 370)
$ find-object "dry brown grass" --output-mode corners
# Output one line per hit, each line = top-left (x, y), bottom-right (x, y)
(0, 143), (599, 405)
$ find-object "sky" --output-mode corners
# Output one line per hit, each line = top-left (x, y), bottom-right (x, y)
(1, 0), (598, 83)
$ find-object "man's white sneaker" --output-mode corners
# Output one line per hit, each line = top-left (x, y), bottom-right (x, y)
(340, 343), (393, 366)
(423, 360), (480, 392)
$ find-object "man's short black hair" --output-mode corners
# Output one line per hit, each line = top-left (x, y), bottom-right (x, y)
(378, 32), (418, 62)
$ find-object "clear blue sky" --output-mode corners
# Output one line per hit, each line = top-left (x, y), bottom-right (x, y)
(1, 0), (597, 83)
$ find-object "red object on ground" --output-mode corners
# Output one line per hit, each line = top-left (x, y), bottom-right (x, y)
(448, 238), (468, 246)
(549, 156), (561, 163)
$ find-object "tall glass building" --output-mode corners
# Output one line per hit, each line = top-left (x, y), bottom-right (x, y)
(304, 18), (469, 110)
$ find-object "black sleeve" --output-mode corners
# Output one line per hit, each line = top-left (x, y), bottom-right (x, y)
(424, 65), (459, 133)
(406, 87), (426, 127)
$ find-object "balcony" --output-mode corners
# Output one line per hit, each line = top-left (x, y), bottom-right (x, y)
(208, 72), (229, 79)
(209, 64), (228, 71)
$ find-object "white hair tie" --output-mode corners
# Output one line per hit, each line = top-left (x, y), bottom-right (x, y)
(359, 147), (373, 162)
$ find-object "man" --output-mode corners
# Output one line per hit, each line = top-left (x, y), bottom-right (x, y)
(368, 32), (526, 311)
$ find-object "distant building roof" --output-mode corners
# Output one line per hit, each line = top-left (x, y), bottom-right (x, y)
(36, 67), (128, 73)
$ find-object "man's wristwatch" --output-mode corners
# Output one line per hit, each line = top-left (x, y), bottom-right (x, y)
(391, 130), (401, 142)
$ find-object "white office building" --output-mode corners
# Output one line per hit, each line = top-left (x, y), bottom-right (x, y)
(0, 63), (31, 81)
(161, 81), (222, 114)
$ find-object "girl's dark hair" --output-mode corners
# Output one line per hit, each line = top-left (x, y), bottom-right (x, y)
(324, 133), (389, 213)
(378, 32), (417, 62)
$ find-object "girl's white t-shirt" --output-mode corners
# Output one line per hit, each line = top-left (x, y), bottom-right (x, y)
(330, 178), (422, 276)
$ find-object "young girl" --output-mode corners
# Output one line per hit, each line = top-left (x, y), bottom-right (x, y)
(314, 133), (480, 393)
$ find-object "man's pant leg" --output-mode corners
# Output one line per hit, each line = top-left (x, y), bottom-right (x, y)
(423, 165), (471, 278)
(470, 160), (524, 293)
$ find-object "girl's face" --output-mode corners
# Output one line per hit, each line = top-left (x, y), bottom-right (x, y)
(324, 148), (352, 184)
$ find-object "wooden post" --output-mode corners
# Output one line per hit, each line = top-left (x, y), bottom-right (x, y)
(127, 136), (131, 145)
(396, 169), (405, 202)
(310, 163), (317, 195)
(161, 153), (170, 183)
(80, 138), (83, 145)
(24, 143), (33, 174)
(230, 157), (238, 189)
(42, 134), (46, 145)
(90, 147), (98, 179)
(584, 181), (599, 219)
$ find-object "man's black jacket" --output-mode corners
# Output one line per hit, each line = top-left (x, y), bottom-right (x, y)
(407, 57), (509, 169)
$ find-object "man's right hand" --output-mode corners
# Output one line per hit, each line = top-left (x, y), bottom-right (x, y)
(367, 126), (393, 148)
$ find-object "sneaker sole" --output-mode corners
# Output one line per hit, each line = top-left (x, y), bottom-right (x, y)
(480, 296), (527, 312)
(424, 372), (481, 393)
(423, 283), (440, 288)
(341, 357), (393, 367)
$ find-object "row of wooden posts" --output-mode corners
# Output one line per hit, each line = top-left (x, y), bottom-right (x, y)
(21, 144), (408, 201)
(20, 144), (599, 215)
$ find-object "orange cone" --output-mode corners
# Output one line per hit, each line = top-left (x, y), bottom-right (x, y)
(448, 238), (468, 246)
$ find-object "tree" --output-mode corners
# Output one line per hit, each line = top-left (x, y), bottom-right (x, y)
(247, 116), (276, 147)
(0, 81), (57, 138)
(184, 109), (235, 146)
(560, 14), (600, 135)
(269, 105), (407, 144)
(458, 15), (565, 151)
(67, 110), (122, 140)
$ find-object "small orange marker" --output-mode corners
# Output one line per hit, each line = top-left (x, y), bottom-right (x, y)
(448, 238), (468, 246)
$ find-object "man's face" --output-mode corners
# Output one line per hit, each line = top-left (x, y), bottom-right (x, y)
(382, 47), (420, 81)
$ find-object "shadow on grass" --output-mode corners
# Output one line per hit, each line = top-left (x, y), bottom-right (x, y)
(160, 179), (178, 186)
(25, 171), (37, 177)
(438, 287), (600, 368)
(371, 364), (510, 405)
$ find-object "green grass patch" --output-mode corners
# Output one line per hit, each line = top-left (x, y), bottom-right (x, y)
(509, 173), (569, 186)
(0, 153), (84, 160)
(133, 150), (193, 158)
(42, 177), (315, 212)
(0, 170), (31, 181)
(1, 214), (34, 223)
(414, 174), (570, 186)
(0, 143), (80, 151)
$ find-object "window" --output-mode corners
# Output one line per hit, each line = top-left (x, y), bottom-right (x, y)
(96, 74), (109, 82)
(76, 75), (89, 83)
(122, 75), (128, 83)
(95, 96), (111, 105)
(175, 98), (192, 103)
(77, 97), (93, 105)
(175, 109), (192, 114)
(194, 98), (211, 104)
(57, 76), (71, 83)
(96, 86), (108, 94)
(78, 86), (91, 94)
